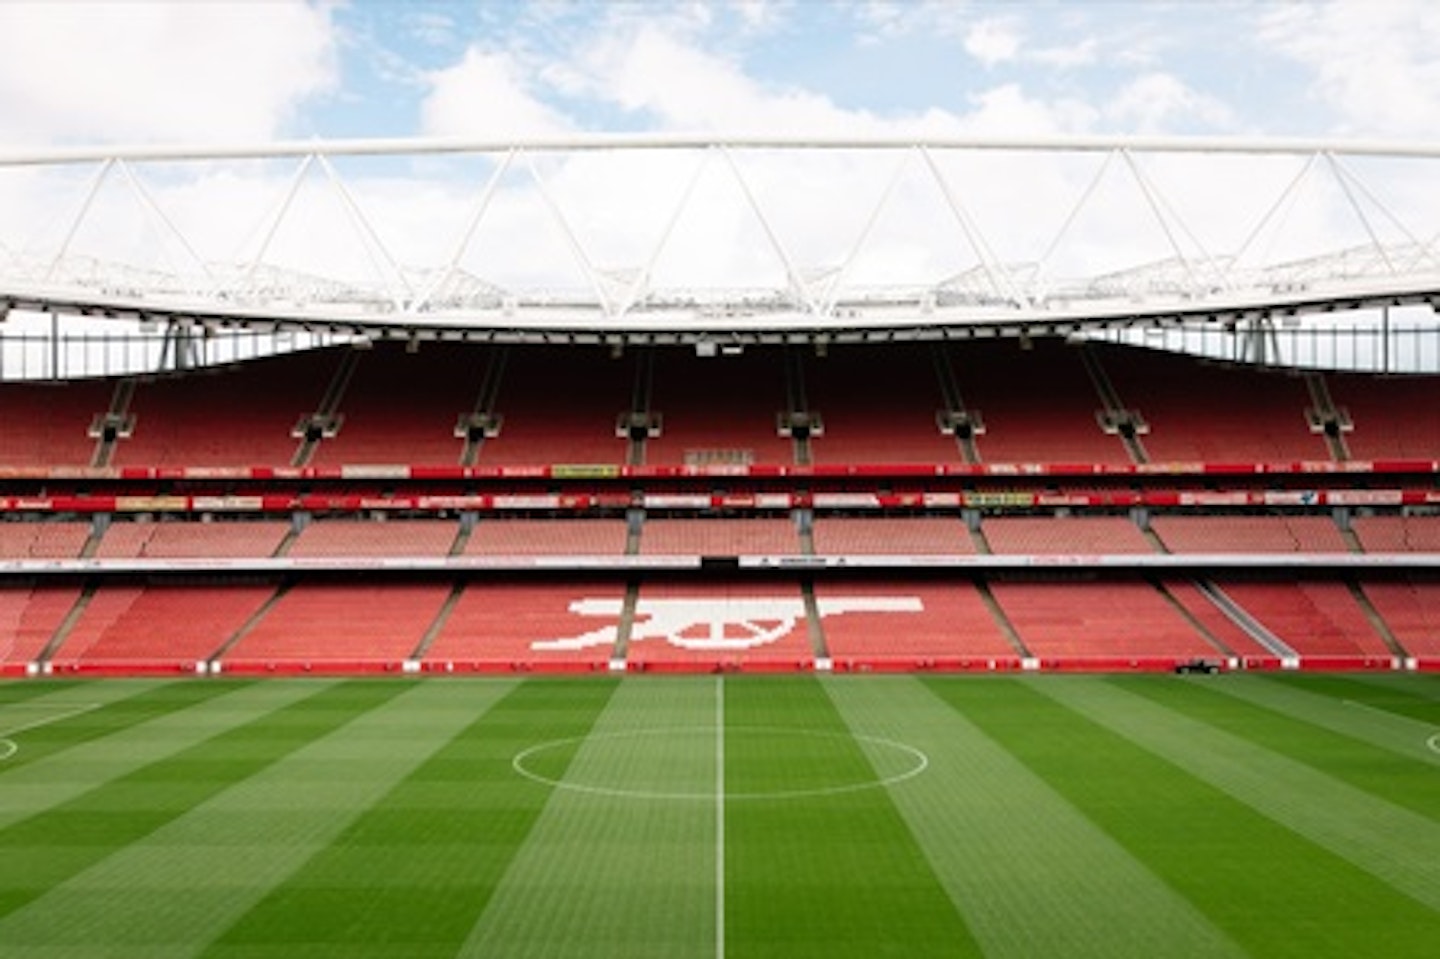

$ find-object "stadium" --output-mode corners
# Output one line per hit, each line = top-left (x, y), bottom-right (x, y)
(0, 133), (1436, 957)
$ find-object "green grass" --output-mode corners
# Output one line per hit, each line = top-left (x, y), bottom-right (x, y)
(0, 673), (1435, 958)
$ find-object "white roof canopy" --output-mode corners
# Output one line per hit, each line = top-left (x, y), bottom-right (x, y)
(1, 133), (1438, 341)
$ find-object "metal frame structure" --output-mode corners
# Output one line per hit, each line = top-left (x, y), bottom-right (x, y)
(1, 133), (1439, 352)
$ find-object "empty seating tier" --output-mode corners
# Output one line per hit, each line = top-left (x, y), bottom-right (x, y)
(989, 579), (1217, 663)
(49, 584), (273, 668)
(804, 344), (962, 464)
(0, 585), (82, 664)
(816, 580), (1016, 666)
(626, 580), (814, 669)
(1161, 580), (1276, 659)
(0, 380), (112, 468)
(983, 516), (1152, 554)
(1361, 577), (1440, 657)
(954, 339), (1132, 465)
(478, 347), (632, 465)
(1327, 374), (1440, 460)
(643, 349), (794, 466)
(425, 580), (624, 668)
(463, 519), (628, 556)
(222, 582), (450, 666)
(1096, 344), (1327, 462)
(0, 522), (91, 559)
(638, 517), (800, 555)
(288, 519), (459, 557)
(1151, 515), (1348, 553)
(811, 517), (974, 555)
(115, 349), (344, 466)
(309, 343), (486, 466)
(1218, 581), (1391, 659)
(1352, 516), (1440, 553)
(94, 521), (289, 559)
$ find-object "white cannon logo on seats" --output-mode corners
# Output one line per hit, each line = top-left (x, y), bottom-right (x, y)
(531, 596), (923, 651)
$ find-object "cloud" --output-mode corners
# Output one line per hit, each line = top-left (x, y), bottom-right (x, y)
(1104, 72), (1235, 134)
(964, 17), (1022, 68)
(0, 1), (338, 145)
(1260, 0), (1440, 136)
(419, 47), (574, 138)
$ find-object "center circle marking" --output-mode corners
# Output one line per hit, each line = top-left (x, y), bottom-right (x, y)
(513, 725), (929, 801)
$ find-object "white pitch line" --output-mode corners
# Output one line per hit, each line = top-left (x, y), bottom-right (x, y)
(1427, 732), (1440, 756)
(716, 675), (725, 959)
(0, 702), (102, 761)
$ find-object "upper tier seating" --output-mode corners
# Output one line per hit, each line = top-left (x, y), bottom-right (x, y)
(638, 517), (800, 555)
(1326, 373), (1440, 460)
(810, 516), (974, 555)
(983, 516), (1152, 554)
(478, 347), (633, 465)
(288, 519), (459, 557)
(115, 349), (344, 466)
(309, 343), (486, 466)
(643, 349), (794, 466)
(954, 339), (1132, 465)
(1151, 515), (1348, 553)
(1095, 344), (1328, 462)
(804, 344), (962, 464)
(94, 521), (289, 558)
(0, 379), (111, 467)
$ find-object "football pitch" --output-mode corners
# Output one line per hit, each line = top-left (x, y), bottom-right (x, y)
(0, 673), (1436, 958)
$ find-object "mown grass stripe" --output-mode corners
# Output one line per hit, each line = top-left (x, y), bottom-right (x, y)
(952, 677), (1440, 959)
(0, 680), (515, 959)
(0, 679), (407, 922)
(1116, 675), (1440, 819)
(1054, 676), (1440, 913)
(199, 677), (618, 959)
(0, 680), (326, 831)
(1196, 673), (1440, 768)
(843, 676), (1245, 959)
(725, 676), (980, 959)
(458, 677), (718, 958)
(0, 679), (107, 706)
(1349, 672), (1440, 702)
(1259, 674), (1440, 725)
(0, 679), (254, 777)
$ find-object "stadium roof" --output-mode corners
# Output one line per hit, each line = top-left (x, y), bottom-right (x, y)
(2, 133), (1438, 345)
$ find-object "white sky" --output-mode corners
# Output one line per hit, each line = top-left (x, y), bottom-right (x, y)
(1, 0), (1436, 146)
(0, 1), (1438, 324)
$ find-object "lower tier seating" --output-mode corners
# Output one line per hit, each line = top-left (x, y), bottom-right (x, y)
(424, 580), (623, 668)
(626, 580), (815, 669)
(1217, 581), (1391, 659)
(815, 580), (1016, 666)
(1357, 578), (1440, 657)
(221, 582), (450, 666)
(989, 579), (1218, 663)
(49, 584), (273, 667)
(0, 585), (82, 664)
